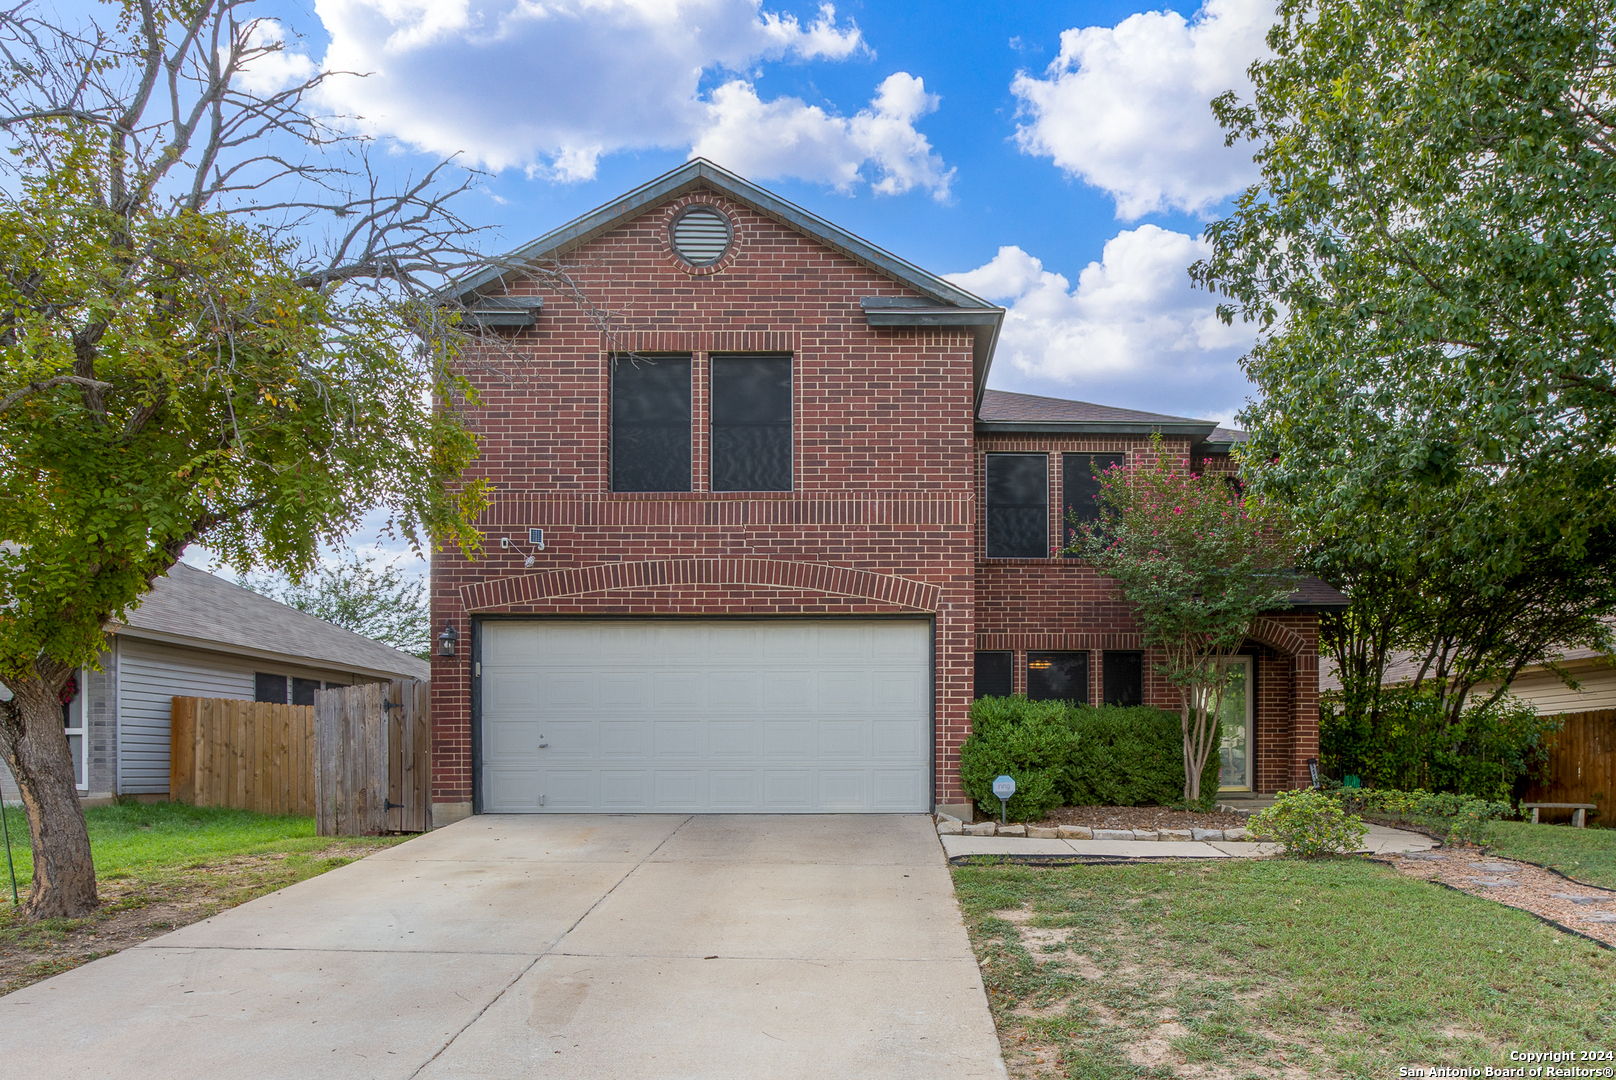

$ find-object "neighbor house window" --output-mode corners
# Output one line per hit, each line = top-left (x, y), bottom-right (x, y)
(611, 355), (692, 492)
(1027, 651), (1089, 704)
(1102, 651), (1144, 707)
(985, 453), (1049, 558)
(292, 678), (320, 706)
(974, 652), (1013, 699)
(255, 672), (288, 704)
(711, 355), (791, 491)
(1061, 453), (1125, 554)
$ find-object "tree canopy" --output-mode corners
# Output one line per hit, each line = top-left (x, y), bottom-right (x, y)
(239, 554), (432, 659)
(1193, 0), (1616, 730)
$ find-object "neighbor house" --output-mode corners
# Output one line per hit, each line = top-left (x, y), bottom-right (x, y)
(1, 562), (428, 803)
(429, 160), (1345, 824)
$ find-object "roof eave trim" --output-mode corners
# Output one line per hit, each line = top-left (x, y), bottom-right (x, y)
(110, 625), (426, 682)
(976, 420), (1219, 439)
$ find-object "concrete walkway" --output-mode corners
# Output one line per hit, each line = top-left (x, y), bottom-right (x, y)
(942, 822), (1437, 860)
(0, 815), (1005, 1080)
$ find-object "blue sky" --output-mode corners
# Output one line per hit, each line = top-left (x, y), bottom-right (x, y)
(189, 0), (1276, 575)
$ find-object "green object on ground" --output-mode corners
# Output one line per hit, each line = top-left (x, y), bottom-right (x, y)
(952, 858), (1614, 1076)
(1487, 820), (1616, 890)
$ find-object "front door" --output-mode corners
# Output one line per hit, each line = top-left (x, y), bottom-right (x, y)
(1217, 657), (1252, 791)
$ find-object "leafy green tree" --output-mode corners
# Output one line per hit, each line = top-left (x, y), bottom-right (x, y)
(0, 0), (552, 919)
(238, 554), (431, 659)
(1192, 0), (1616, 740)
(1071, 443), (1297, 803)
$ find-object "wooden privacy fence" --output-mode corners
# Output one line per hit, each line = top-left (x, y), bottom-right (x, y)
(171, 697), (316, 815)
(170, 677), (431, 835)
(1526, 708), (1615, 825)
(315, 679), (431, 836)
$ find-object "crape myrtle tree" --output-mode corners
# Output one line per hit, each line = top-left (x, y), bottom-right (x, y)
(1191, 0), (1616, 741)
(1068, 441), (1297, 804)
(0, 0), (593, 919)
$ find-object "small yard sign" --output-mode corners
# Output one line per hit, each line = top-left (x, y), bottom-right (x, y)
(992, 774), (1016, 824)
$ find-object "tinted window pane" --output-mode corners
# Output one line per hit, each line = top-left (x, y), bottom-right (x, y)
(712, 355), (791, 490)
(1027, 651), (1089, 704)
(986, 454), (1048, 558)
(974, 652), (1013, 699)
(612, 356), (692, 491)
(292, 677), (320, 706)
(1062, 453), (1125, 553)
(255, 672), (287, 704)
(1103, 651), (1144, 707)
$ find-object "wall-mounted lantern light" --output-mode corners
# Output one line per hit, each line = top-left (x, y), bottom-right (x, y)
(438, 622), (459, 658)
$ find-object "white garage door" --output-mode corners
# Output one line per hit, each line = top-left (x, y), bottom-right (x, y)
(479, 620), (931, 813)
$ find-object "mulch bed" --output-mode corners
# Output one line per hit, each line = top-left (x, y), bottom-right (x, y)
(1039, 805), (1250, 831)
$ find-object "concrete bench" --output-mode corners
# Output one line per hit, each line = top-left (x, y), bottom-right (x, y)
(1522, 802), (1599, 827)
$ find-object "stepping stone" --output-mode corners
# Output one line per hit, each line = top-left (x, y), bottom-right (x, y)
(1403, 852), (1447, 861)
(1467, 877), (1518, 888)
(1551, 894), (1613, 905)
(1468, 862), (1516, 872)
(1582, 913), (1616, 924)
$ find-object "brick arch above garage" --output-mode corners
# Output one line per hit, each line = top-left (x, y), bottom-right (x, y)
(459, 558), (942, 613)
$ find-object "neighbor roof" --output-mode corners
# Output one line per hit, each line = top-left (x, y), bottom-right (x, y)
(976, 389), (1223, 441)
(113, 562), (429, 681)
(450, 158), (1005, 408)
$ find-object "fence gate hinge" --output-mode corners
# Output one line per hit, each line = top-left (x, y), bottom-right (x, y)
(382, 698), (402, 711)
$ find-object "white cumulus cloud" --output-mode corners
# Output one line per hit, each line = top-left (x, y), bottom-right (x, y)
(949, 228), (1255, 419)
(1011, 0), (1272, 219)
(310, 0), (941, 191)
(688, 72), (953, 199)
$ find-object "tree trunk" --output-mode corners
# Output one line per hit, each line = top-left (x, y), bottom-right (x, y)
(0, 666), (98, 919)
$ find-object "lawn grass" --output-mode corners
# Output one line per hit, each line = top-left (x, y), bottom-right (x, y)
(1485, 819), (1616, 889)
(0, 801), (408, 994)
(953, 857), (1615, 1079)
(0, 800), (369, 889)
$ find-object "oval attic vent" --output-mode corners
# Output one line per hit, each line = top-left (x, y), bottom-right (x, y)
(671, 206), (732, 265)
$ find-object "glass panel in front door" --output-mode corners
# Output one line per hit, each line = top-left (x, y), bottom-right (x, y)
(1217, 660), (1251, 790)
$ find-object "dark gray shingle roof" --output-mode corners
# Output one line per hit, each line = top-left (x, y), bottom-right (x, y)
(116, 562), (429, 680)
(978, 389), (1204, 426)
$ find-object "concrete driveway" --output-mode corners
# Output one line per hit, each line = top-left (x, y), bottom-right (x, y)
(0, 815), (1005, 1080)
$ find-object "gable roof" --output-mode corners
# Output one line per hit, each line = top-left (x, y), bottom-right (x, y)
(451, 158), (1005, 406)
(977, 389), (1222, 440)
(114, 562), (429, 681)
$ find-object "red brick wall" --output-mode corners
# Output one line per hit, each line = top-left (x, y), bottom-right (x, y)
(430, 191), (981, 808)
(971, 433), (1320, 795)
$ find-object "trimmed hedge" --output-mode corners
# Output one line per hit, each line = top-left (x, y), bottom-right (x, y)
(960, 696), (1222, 820)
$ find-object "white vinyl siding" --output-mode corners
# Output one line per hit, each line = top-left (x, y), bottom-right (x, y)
(480, 619), (931, 814)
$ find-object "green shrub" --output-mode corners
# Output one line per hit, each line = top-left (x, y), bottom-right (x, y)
(1338, 787), (1515, 845)
(1321, 686), (1558, 800)
(958, 697), (1221, 819)
(1067, 704), (1221, 809)
(1249, 788), (1368, 857)
(958, 696), (1076, 821)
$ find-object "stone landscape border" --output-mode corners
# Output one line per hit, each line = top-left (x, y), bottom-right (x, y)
(936, 816), (1251, 843)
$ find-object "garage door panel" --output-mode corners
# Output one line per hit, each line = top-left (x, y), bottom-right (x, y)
(479, 620), (930, 813)
(707, 720), (758, 757)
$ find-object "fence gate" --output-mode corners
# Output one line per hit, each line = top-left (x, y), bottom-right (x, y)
(314, 678), (431, 836)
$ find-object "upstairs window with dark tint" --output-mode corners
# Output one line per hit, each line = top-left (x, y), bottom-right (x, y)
(1061, 452), (1125, 553)
(612, 356), (692, 492)
(255, 672), (288, 704)
(974, 652), (1013, 699)
(1103, 651), (1144, 707)
(711, 355), (791, 491)
(1027, 651), (1089, 704)
(985, 453), (1049, 558)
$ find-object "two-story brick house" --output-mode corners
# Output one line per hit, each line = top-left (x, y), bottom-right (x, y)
(428, 160), (1344, 824)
